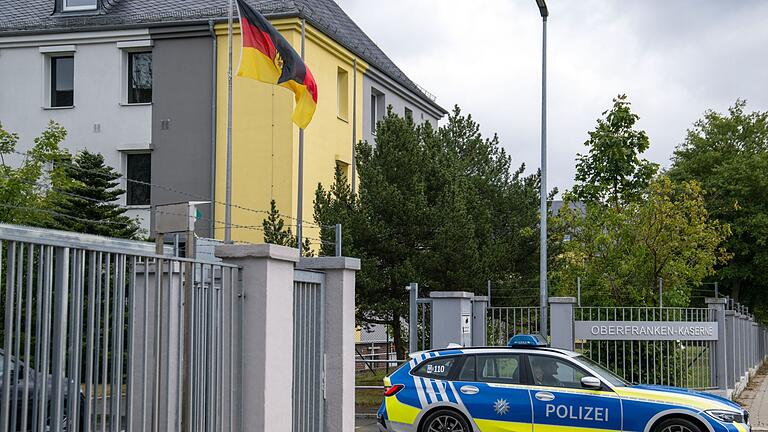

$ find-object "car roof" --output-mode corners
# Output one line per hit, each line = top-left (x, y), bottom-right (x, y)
(418, 346), (580, 358)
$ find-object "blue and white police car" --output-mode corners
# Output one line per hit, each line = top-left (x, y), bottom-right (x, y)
(377, 335), (749, 432)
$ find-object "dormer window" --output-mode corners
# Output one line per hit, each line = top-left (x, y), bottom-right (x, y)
(63, 0), (98, 12)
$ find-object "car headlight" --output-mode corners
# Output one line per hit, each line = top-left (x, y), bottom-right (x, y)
(706, 409), (745, 424)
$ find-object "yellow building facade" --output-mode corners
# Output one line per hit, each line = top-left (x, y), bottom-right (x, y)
(215, 20), (366, 247)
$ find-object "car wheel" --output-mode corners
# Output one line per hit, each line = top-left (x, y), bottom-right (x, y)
(654, 417), (703, 432)
(420, 409), (470, 432)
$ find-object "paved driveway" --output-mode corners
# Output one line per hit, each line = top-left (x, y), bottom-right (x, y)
(738, 366), (768, 431)
(356, 416), (379, 431)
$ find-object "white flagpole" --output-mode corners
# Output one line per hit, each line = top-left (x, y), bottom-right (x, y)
(351, 58), (357, 195)
(225, 0), (234, 243)
(297, 18), (306, 254)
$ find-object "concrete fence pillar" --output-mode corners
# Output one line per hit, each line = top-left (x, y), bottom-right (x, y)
(430, 292), (475, 348)
(753, 322), (759, 372)
(549, 297), (576, 351)
(749, 318), (758, 374)
(737, 314), (746, 384)
(741, 315), (748, 381)
(471, 296), (489, 347)
(725, 310), (735, 389)
(706, 298), (728, 390)
(298, 257), (360, 432)
(215, 244), (299, 432)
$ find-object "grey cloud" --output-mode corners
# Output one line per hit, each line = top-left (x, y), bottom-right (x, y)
(338, 0), (768, 195)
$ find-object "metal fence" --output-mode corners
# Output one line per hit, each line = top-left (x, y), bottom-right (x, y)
(292, 270), (325, 432)
(574, 307), (717, 389)
(0, 224), (240, 432)
(414, 300), (431, 352)
(487, 307), (540, 347)
(724, 299), (768, 392)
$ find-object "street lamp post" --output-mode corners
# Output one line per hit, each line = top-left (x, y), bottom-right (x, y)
(536, 0), (549, 338)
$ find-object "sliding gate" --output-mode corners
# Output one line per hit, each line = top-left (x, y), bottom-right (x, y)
(292, 270), (325, 432)
(0, 223), (240, 432)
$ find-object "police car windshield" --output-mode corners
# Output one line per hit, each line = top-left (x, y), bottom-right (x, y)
(576, 356), (630, 387)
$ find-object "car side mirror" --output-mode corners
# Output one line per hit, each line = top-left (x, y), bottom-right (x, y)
(581, 376), (602, 390)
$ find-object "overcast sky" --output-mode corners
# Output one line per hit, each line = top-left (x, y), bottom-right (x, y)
(337, 0), (768, 195)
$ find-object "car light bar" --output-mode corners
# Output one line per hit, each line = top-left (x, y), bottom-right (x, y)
(508, 334), (549, 347)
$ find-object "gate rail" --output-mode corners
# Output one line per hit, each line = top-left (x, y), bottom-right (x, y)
(487, 307), (540, 347)
(0, 223), (241, 432)
(292, 270), (325, 432)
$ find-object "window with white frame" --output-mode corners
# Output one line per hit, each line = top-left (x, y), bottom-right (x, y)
(370, 89), (385, 135)
(126, 153), (151, 206)
(62, 0), (98, 12)
(370, 94), (377, 134)
(50, 56), (74, 107)
(337, 67), (349, 121)
(127, 52), (153, 104)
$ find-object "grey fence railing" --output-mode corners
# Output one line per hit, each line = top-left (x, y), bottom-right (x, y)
(0, 224), (241, 432)
(406, 283), (432, 354)
(292, 270), (325, 432)
(482, 296), (768, 393)
(487, 307), (540, 347)
(550, 297), (768, 393)
(574, 307), (718, 389)
(723, 299), (768, 393)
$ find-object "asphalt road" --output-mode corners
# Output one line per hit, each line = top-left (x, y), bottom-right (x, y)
(355, 416), (379, 431)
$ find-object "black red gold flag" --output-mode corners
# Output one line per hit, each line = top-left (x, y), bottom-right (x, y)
(236, 0), (318, 128)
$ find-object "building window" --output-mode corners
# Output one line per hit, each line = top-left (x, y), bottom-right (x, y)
(404, 107), (413, 122)
(370, 95), (377, 134)
(50, 56), (74, 107)
(336, 160), (350, 180)
(126, 153), (151, 206)
(62, 0), (98, 12)
(370, 90), (385, 136)
(337, 67), (349, 121)
(128, 52), (153, 104)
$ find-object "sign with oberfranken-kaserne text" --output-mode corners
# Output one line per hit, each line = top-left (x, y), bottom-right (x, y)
(574, 321), (718, 341)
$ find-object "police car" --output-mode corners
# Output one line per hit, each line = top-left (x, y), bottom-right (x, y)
(377, 335), (749, 432)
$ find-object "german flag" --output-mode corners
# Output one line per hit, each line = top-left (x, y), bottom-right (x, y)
(236, 0), (318, 128)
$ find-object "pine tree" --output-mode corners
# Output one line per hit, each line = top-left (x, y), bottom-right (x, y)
(262, 198), (314, 256)
(47, 150), (142, 239)
(263, 199), (294, 246)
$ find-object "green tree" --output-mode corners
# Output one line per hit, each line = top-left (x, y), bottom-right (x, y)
(668, 100), (768, 317)
(263, 199), (295, 246)
(262, 198), (313, 256)
(572, 94), (658, 209)
(314, 106), (544, 356)
(554, 176), (730, 307)
(0, 121), (69, 226)
(46, 150), (142, 239)
(313, 165), (356, 257)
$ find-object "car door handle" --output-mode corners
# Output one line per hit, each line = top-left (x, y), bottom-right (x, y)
(460, 385), (479, 395)
(535, 391), (555, 402)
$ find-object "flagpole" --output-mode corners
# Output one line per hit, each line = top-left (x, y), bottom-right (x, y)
(351, 58), (357, 195)
(225, 0), (234, 243)
(297, 18), (306, 254)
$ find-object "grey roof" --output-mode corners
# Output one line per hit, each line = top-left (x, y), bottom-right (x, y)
(0, 0), (446, 114)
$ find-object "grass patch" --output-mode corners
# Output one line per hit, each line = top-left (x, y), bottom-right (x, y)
(356, 369), (388, 411)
